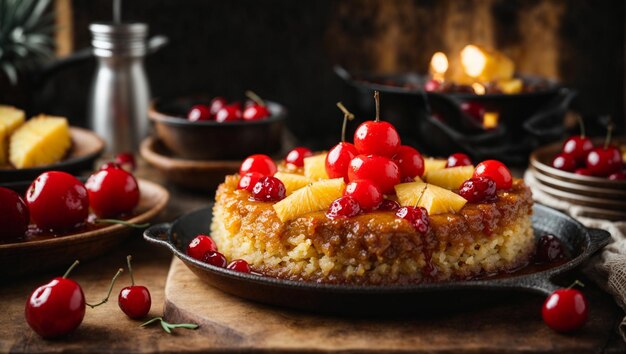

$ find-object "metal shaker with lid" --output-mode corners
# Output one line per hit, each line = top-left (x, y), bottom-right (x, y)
(87, 22), (151, 153)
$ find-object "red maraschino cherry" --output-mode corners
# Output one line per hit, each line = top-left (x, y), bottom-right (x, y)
(114, 152), (136, 171)
(551, 153), (577, 172)
(215, 104), (242, 122)
(285, 147), (313, 168)
(459, 176), (497, 203)
(25, 261), (86, 338)
(237, 172), (264, 192)
(542, 281), (588, 333)
(187, 104), (212, 122)
(585, 124), (621, 177)
(446, 153), (472, 168)
(85, 168), (140, 218)
(227, 259), (251, 273)
(353, 91), (401, 157)
(0, 187), (29, 242)
(473, 160), (512, 190)
(562, 115), (593, 164)
(209, 97), (228, 116)
(239, 154), (277, 176)
(348, 155), (401, 195)
(119, 255), (151, 319)
(251, 176), (286, 202)
(396, 206), (430, 234)
(242, 91), (270, 121)
(392, 145), (425, 179)
(187, 234), (218, 261)
(26, 171), (89, 231)
(326, 195), (362, 219)
(326, 102), (358, 181)
(344, 179), (383, 211)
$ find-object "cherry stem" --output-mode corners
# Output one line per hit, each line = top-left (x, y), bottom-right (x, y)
(414, 185), (428, 208)
(96, 219), (150, 229)
(604, 122), (614, 150)
(567, 280), (585, 289)
(127, 255), (135, 286)
(63, 260), (80, 279)
(374, 91), (380, 122)
(575, 114), (586, 138)
(245, 90), (265, 106)
(140, 317), (199, 334)
(86, 268), (124, 309)
(336, 102), (355, 143)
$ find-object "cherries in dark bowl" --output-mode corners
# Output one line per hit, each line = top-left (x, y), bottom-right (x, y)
(149, 95), (286, 160)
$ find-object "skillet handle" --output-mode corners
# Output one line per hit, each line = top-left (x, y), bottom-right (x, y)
(587, 228), (612, 254)
(143, 222), (173, 249)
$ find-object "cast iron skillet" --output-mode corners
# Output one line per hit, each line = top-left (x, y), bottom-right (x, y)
(144, 204), (610, 315)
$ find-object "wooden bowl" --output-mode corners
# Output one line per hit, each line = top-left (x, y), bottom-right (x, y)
(0, 179), (169, 278)
(0, 127), (105, 183)
(149, 96), (285, 160)
(140, 136), (240, 191)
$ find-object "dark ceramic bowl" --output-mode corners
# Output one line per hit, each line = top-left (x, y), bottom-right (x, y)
(144, 204), (610, 315)
(149, 96), (286, 160)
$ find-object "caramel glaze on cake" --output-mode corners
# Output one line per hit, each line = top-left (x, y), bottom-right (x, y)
(211, 175), (534, 285)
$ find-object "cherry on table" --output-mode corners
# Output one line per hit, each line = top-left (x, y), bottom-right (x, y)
(237, 172), (264, 192)
(396, 206), (430, 234)
(285, 147), (313, 168)
(353, 91), (401, 157)
(551, 153), (578, 172)
(542, 282), (588, 333)
(251, 176), (286, 202)
(187, 104), (212, 122)
(348, 154), (401, 195)
(25, 260), (85, 339)
(239, 154), (277, 176)
(187, 234), (217, 261)
(326, 195), (362, 219)
(215, 105), (242, 122)
(459, 176), (497, 203)
(343, 179), (383, 211)
(26, 171), (89, 231)
(0, 187), (29, 242)
(119, 255), (151, 319)
(202, 251), (227, 268)
(85, 168), (140, 218)
(227, 259), (251, 273)
(473, 160), (512, 190)
(392, 145), (425, 179)
(446, 153), (472, 168)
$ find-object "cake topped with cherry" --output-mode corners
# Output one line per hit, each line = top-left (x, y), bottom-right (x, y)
(208, 91), (535, 285)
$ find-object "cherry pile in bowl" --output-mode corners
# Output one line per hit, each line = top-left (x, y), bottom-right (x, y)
(0, 153), (141, 244)
(551, 123), (625, 180)
(186, 91), (270, 123)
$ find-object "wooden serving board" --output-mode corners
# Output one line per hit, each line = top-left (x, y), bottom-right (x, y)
(164, 258), (620, 353)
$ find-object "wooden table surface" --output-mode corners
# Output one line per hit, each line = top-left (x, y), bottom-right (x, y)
(1, 162), (625, 353)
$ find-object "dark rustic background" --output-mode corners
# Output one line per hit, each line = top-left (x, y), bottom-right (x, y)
(2, 0), (624, 149)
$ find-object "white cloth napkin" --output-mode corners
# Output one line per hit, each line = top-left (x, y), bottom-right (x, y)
(524, 170), (626, 340)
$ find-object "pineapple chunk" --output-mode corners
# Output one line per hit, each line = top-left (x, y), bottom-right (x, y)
(460, 44), (514, 82)
(0, 105), (26, 133)
(395, 182), (467, 215)
(423, 158), (447, 175)
(497, 78), (523, 94)
(425, 165), (474, 190)
(9, 115), (71, 168)
(274, 172), (311, 195)
(0, 105), (26, 165)
(303, 153), (329, 180)
(273, 178), (345, 222)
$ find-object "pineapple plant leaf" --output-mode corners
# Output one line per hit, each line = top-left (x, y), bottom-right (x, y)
(0, 0), (55, 85)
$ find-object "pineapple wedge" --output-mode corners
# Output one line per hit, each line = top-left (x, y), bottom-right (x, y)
(395, 182), (467, 215)
(425, 165), (474, 190)
(274, 172), (311, 195)
(9, 115), (71, 168)
(423, 158), (447, 175)
(273, 178), (345, 222)
(303, 153), (329, 180)
(0, 105), (26, 165)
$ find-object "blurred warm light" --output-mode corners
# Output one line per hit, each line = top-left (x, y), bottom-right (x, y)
(461, 45), (486, 78)
(430, 52), (448, 75)
(483, 112), (499, 129)
(471, 83), (486, 95)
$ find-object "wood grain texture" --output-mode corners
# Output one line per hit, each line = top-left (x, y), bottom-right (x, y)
(163, 257), (623, 353)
